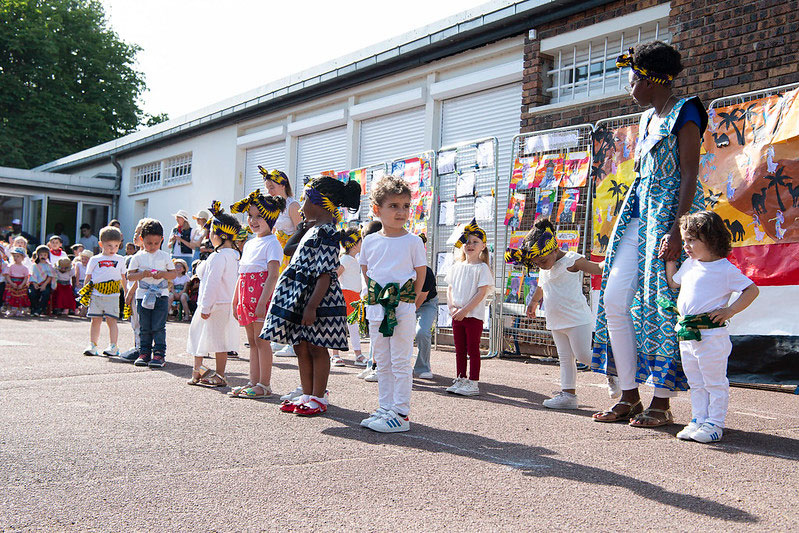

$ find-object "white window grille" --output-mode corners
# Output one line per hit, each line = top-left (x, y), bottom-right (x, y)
(163, 153), (192, 186)
(132, 162), (162, 192)
(545, 20), (671, 104)
(131, 153), (193, 193)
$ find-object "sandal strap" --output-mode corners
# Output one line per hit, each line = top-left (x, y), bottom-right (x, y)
(642, 408), (671, 415)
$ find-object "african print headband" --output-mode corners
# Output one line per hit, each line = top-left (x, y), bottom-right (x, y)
(616, 48), (674, 86)
(527, 226), (558, 258)
(453, 218), (487, 249)
(304, 186), (342, 222)
(504, 248), (535, 268)
(341, 229), (362, 250)
(204, 201), (239, 239)
(258, 166), (289, 188)
(230, 189), (284, 229)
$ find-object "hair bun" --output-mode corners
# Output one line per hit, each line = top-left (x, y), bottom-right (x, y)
(343, 180), (362, 210)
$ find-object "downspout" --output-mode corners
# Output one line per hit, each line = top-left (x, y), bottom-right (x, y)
(110, 155), (122, 220)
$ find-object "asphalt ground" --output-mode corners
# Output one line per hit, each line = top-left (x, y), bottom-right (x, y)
(1, 316), (797, 531)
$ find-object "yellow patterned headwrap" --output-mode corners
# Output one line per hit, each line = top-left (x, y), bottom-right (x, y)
(204, 201), (239, 238)
(616, 48), (674, 86)
(453, 218), (486, 249)
(341, 229), (362, 250)
(504, 248), (535, 268)
(526, 225), (558, 258)
(258, 166), (289, 188)
(304, 186), (342, 222)
(230, 189), (284, 229)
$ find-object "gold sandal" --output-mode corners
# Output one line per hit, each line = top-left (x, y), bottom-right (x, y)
(592, 400), (643, 423)
(200, 371), (227, 388)
(629, 408), (674, 428)
(187, 365), (213, 386)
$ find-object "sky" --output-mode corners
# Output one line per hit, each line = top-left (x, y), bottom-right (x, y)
(100, 0), (491, 121)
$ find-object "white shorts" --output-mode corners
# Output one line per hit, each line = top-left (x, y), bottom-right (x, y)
(88, 292), (121, 319)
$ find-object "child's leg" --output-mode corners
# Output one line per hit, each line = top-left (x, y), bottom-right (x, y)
(244, 323), (260, 385)
(451, 319), (468, 378)
(193, 356), (204, 372)
(388, 309), (416, 416)
(697, 334), (732, 427)
(559, 324), (594, 393)
(295, 342), (314, 398)
(680, 339), (708, 424)
(413, 298), (436, 375)
(465, 318), (483, 382)
(368, 323), (393, 410)
(137, 300), (153, 355)
(130, 305), (140, 350)
(151, 297), (169, 356)
(308, 344), (330, 398)
(551, 329), (577, 393)
(179, 293), (191, 317)
(254, 322), (273, 388)
(214, 351), (228, 377)
(90, 317), (103, 345)
(106, 317), (118, 345)
(348, 322), (362, 356)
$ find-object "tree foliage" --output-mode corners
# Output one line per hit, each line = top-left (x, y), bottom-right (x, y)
(0, 0), (146, 168)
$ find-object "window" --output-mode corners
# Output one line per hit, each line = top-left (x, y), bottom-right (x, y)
(545, 20), (671, 104)
(131, 153), (192, 193)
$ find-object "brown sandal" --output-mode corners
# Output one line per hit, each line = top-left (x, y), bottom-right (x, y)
(629, 408), (674, 428)
(592, 400), (643, 423)
(199, 371), (227, 388)
(187, 365), (213, 386)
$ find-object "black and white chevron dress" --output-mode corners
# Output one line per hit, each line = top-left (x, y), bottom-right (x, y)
(260, 223), (349, 350)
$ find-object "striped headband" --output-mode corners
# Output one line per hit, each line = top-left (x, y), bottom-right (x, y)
(258, 166), (289, 188)
(204, 201), (239, 238)
(304, 186), (342, 222)
(616, 48), (674, 86)
(230, 189), (284, 229)
(526, 226), (558, 258)
(454, 218), (486, 249)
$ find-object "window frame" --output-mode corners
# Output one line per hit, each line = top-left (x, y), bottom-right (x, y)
(131, 152), (193, 194)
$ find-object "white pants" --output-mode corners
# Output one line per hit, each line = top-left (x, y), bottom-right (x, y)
(369, 304), (415, 416)
(551, 324), (593, 390)
(347, 322), (361, 353)
(680, 333), (732, 427)
(604, 219), (675, 398)
(130, 304), (140, 350)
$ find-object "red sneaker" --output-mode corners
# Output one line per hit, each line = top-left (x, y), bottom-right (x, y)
(294, 399), (328, 416)
(279, 399), (299, 413)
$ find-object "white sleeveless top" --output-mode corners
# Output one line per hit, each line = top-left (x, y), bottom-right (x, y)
(272, 196), (298, 235)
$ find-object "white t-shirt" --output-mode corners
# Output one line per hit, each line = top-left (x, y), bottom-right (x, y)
(673, 258), (753, 328)
(445, 261), (494, 321)
(86, 254), (126, 293)
(127, 249), (175, 298)
(339, 253), (361, 292)
(172, 274), (190, 290)
(239, 234), (282, 274)
(79, 234), (99, 252)
(538, 251), (593, 330)
(360, 231), (427, 322)
(48, 249), (68, 267)
(74, 262), (88, 289)
(197, 248), (240, 314)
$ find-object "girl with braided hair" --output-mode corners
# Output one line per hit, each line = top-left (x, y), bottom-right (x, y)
(260, 176), (361, 416)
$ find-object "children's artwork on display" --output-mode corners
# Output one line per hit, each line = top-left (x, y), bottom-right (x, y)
(507, 230), (527, 251)
(409, 189), (432, 231)
(534, 188), (557, 221)
(437, 304), (453, 328)
(439, 201), (456, 226)
(556, 188), (580, 224)
(336, 170), (349, 182)
(372, 167), (385, 183)
(556, 229), (580, 252)
(436, 251), (454, 277)
(420, 157), (433, 188)
(345, 206), (360, 223)
(477, 141), (494, 168)
(510, 158), (525, 190)
(526, 130), (580, 153)
(563, 151), (590, 187)
(504, 192), (526, 229)
(474, 196), (494, 222)
(403, 158), (421, 192)
(349, 168), (367, 194)
(523, 273), (539, 307)
(518, 157), (538, 190)
(503, 271), (525, 304)
(437, 150), (457, 175)
(447, 223), (466, 245)
(534, 154), (565, 189)
(391, 159), (405, 178)
(455, 171), (476, 198)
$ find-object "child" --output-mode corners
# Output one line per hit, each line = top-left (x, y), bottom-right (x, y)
(4, 248), (30, 316)
(169, 259), (191, 321)
(185, 274), (200, 315)
(331, 227), (365, 367)
(29, 245), (56, 317)
(71, 243), (85, 257)
(124, 242), (137, 257)
(120, 222), (145, 363)
(261, 176), (361, 416)
(46, 235), (67, 266)
(508, 219), (603, 409)
(81, 226), (126, 356)
(359, 176), (427, 432)
(52, 257), (77, 316)
(73, 250), (92, 317)
(355, 220), (383, 382)
(444, 219), (494, 396)
(665, 211), (758, 443)
(127, 219), (177, 368)
(228, 190), (286, 398)
(186, 202), (242, 388)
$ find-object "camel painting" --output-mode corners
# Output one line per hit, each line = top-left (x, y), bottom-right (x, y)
(724, 219), (745, 242)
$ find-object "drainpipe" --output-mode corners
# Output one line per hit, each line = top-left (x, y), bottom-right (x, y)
(110, 155), (122, 220)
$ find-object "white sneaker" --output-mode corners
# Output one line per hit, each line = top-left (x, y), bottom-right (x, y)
(368, 410), (410, 433)
(446, 377), (466, 393)
(102, 344), (119, 357)
(360, 407), (387, 427)
(692, 422), (723, 443)
(363, 369), (378, 382)
(542, 391), (578, 409)
(676, 419), (701, 441)
(607, 376), (622, 399)
(270, 342), (282, 351)
(416, 371), (434, 379)
(280, 386), (303, 401)
(331, 355), (345, 367)
(356, 367), (372, 379)
(83, 343), (99, 356)
(275, 345), (296, 357)
(455, 379), (480, 396)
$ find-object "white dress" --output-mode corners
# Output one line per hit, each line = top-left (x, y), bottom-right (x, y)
(186, 248), (240, 356)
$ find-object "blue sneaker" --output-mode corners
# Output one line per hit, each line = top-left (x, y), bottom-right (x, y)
(118, 349), (139, 363)
(134, 354), (151, 367)
(148, 354), (165, 368)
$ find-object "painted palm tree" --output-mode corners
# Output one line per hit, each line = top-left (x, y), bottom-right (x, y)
(717, 108), (746, 146)
(765, 166), (792, 212)
(608, 180), (628, 215)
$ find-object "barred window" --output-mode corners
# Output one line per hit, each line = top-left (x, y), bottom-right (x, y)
(544, 20), (671, 104)
(164, 153), (192, 186)
(131, 153), (192, 193)
(132, 162), (162, 193)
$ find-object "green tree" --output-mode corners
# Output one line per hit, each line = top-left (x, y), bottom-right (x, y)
(0, 0), (147, 168)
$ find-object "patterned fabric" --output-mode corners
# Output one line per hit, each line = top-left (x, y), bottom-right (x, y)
(616, 48), (674, 86)
(259, 223), (348, 350)
(52, 282), (76, 310)
(365, 278), (416, 337)
(4, 277), (30, 307)
(592, 97), (706, 392)
(236, 270), (270, 326)
(275, 230), (292, 273)
(29, 262), (55, 284)
(657, 297), (724, 341)
(453, 218), (486, 248)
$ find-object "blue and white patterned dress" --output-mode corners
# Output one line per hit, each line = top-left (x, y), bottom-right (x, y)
(592, 97), (707, 392)
(260, 223), (349, 350)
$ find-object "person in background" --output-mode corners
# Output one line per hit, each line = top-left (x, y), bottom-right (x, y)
(109, 220), (124, 252)
(78, 223), (100, 254)
(74, 250), (92, 317)
(4, 248), (30, 316)
(53, 222), (70, 247)
(355, 220), (384, 382)
(11, 236), (34, 270)
(5, 219), (37, 251)
(52, 257), (77, 316)
(124, 242), (137, 256)
(168, 210), (194, 265)
(71, 243), (85, 258)
(412, 233), (438, 380)
(29, 245), (55, 317)
(190, 209), (210, 264)
(168, 258), (191, 322)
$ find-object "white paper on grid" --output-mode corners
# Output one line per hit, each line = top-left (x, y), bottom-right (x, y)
(456, 171), (476, 198)
(525, 130), (580, 153)
(477, 141), (494, 168)
(474, 196), (494, 222)
(437, 150), (457, 174)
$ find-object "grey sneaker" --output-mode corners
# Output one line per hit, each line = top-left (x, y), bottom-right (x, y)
(360, 407), (387, 427)
(454, 379), (480, 396)
(446, 377), (465, 393)
(542, 392), (578, 409)
(415, 371), (434, 379)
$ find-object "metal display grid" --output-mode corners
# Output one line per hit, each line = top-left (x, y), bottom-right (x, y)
(708, 82), (799, 110)
(431, 137), (500, 354)
(497, 125), (594, 358)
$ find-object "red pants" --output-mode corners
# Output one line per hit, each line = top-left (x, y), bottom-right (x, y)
(452, 317), (483, 380)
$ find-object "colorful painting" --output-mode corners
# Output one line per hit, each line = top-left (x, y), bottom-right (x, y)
(504, 271), (525, 304)
(534, 154), (564, 188)
(563, 151), (590, 187)
(504, 192), (526, 229)
(556, 188), (580, 224)
(535, 188), (557, 221)
(507, 230), (527, 251)
(556, 229), (580, 253)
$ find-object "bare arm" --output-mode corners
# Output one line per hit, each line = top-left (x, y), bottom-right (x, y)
(525, 286), (544, 318)
(413, 265), (426, 308)
(568, 257), (603, 276)
(288, 202), (303, 228)
(453, 285), (491, 320)
(708, 284), (759, 324)
(660, 122), (701, 261)
(665, 261), (680, 290)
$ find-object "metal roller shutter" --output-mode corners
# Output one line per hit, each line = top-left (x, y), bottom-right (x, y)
(244, 142), (286, 196)
(359, 107), (426, 167)
(296, 127), (348, 189)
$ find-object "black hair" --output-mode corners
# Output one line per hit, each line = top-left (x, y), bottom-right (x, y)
(211, 210), (243, 256)
(362, 220), (382, 237)
(523, 218), (556, 248)
(680, 210), (732, 258)
(633, 41), (683, 78)
(80, 223), (91, 230)
(339, 227), (360, 242)
(139, 218), (163, 238)
(307, 176), (361, 211)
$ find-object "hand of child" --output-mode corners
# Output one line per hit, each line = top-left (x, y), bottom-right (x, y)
(708, 306), (735, 324)
(452, 308), (468, 321)
(526, 300), (539, 318)
(231, 303), (238, 320)
(151, 270), (162, 279)
(302, 305), (317, 326)
(255, 300), (267, 318)
(201, 312), (210, 320)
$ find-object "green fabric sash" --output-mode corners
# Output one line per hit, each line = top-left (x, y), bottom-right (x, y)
(366, 278), (416, 337)
(657, 297), (724, 341)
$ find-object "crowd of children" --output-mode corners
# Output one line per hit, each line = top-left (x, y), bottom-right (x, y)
(1, 168), (758, 444)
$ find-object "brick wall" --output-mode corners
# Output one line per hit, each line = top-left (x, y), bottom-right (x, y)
(521, 0), (799, 133)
